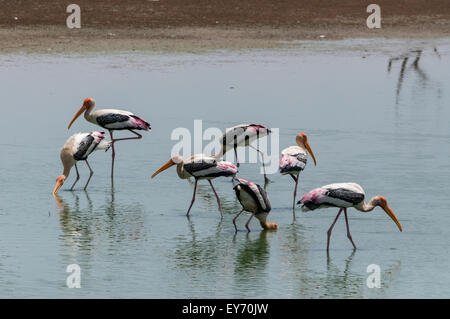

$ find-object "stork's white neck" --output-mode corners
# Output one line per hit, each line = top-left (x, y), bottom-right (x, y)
(83, 103), (96, 124)
(176, 162), (186, 179)
(355, 197), (379, 212)
(61, 152), (74, 178)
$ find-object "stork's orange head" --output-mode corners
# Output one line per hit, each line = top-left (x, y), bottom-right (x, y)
(265, 222), (279, 230)
(83, 97), (95, 106)
(53, 175), (66, 194)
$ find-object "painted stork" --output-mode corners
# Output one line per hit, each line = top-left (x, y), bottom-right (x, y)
(151, 154), (238, 218)
(298, 183), (403, 251)
(67, 98), (151, 179)
(53, 131), (111, 194)
(233, 178), (278, 232)
(279, 132), (317, 212)
(217, 124), (271, 183)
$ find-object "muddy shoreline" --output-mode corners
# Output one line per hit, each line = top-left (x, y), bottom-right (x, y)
(1, 0), (449, 53)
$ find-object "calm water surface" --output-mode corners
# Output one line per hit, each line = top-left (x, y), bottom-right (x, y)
(0, 39), (449, 298)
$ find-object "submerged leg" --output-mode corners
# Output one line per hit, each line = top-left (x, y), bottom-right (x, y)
(327, 208), (343, 251)
(343, 208), (357, 250)
(70, 163), (80, 191)
(249, 145), (269, 183)
(208, 180), (223, 219)
(233, 208), (245, 233)
(234, 145), (240, 168)
(84, 160), (94, 191)
(245, 211), (256, 232)
(109, 130), (115, 179)
(186, 179), (198, 217)
(109, 129), (143, 179)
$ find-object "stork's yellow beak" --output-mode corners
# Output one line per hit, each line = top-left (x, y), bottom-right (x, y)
(383, 204), (402, 232)
(68, 104), (87, 129)
(52, 177), (65, 194)
(151, 159), (176, 178)
(304, 140), (317, 166)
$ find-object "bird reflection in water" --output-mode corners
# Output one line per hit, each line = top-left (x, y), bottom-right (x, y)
(233, 230), (270, 273)
(172, 216), (225, 270)
(231, 230), (272, 296)
(324, 251), (402, 298)
(53, 186), (146, 253)
(388, 47), (442, 106)
(53, 193), (90, 253)
(324, 250), (360, 298)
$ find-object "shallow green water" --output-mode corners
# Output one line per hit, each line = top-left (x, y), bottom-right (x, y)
(1, 39), (449, 298)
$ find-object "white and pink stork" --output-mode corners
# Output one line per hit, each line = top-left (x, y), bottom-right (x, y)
(298, 183), (403, 251)
(53, 131), (112, 194)
(151, 154), (238, 218)
(233, 178), (278, 232)
(67, 98), (151, 179)
(279, 132), (317, 212)
(217, 124), (271, 183)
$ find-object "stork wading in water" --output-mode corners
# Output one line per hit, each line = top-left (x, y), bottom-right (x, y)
(217, 124), (271, 183)
(53, 131), (112, 194)
(233, 178), (278, 232)
(279, 132), (317, 214)
(298, 183), (403, 251)
(151, 154), (238, 218)
(67, 98), (151, 179)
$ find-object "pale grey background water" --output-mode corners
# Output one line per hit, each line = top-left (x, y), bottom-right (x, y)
(0, 39), (449, 298)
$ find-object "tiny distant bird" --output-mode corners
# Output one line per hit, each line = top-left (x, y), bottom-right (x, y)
(67, 98), (150, 179)
(151, 154), (238, 218)
(298, 183), (403, 251)
(279, 132), (317, 212)
(233, 177), (278, 232)
(217, 124), (271, 183)
(53, 131), (111, 194)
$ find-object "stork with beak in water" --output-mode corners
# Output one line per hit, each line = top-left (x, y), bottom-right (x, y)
(232, 178), (278, 232)
(53, 131), (111, 194)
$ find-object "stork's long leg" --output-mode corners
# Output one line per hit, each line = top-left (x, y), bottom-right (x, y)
(249, 145), (269, 183)
(109, 130), (116, 179)
(208, 180), (223, 219)
(327, 208), (343, 251)
(112, 129), (143, 142)
(233, 208), (245, 233)
(245, 210), (255, 232)
(343, 208), (357, 250)
(234, 145), (240, 168)
(84, 160), (94, 191)
(109, 129), (143, 179)
(292, 173), (300, 213)
(186, 179), (198, 217)
(70, 163), (80, 191)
